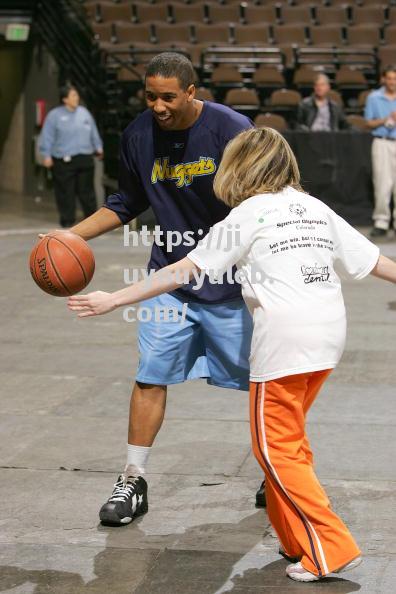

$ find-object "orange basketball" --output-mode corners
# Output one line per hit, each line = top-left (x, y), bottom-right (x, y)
(29, 231), (95, 297)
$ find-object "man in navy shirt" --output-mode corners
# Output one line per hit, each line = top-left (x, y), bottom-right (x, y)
(65, 53), (259, 524)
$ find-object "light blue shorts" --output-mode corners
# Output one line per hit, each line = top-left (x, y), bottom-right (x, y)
(135, 292), (252, 391)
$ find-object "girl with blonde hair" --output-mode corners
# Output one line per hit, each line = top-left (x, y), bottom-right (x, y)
(69, 127), (396, 582)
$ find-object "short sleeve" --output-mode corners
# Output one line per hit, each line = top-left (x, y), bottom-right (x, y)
(329, 211), (380, 279)
(188, 204), (253, 278)
(38, 110), (56, 157)
(105, 132), (149, 223)
(89, 112), (103, 152)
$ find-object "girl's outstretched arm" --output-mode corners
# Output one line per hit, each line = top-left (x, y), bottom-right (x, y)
(68, 257), (199, 317)
(370, 254), (396, 283)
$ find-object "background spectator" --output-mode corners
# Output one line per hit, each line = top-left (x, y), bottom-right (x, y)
(365, 65), (396, 238)
(297, 74), (350, 132)
(39, 83), (103, 228)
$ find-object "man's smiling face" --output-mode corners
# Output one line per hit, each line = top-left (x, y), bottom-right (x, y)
(145, 75), (195, 130)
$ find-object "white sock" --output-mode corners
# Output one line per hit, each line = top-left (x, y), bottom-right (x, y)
(125, 444), (151, 475)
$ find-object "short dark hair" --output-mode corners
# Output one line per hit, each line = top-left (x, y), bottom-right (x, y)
(382, 65), (396, 77)
(59, 83), (78, 103)
(145, 52), (196, 91)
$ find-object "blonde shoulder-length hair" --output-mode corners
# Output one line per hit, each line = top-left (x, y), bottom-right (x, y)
(213, 127), (302, 208)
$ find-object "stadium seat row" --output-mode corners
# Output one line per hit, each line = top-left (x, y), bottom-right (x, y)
(85, 1), (396, 28)
(108, 86), (370, 128)
(92, 20), (396, 68)
(117, 63), (372, 96)
(84, 0), (396, 7)
(92, 21), (396, 46)
(252, 111), (366, 131)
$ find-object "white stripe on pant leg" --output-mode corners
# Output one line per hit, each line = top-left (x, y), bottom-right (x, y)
(259, 383), (329, 575)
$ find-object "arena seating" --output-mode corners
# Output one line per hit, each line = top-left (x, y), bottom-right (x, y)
(81, 0), (396, 130)
(255, 112), (288, 131)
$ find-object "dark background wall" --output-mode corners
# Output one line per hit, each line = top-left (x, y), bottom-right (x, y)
(23, 42), (59, 197)
(0, 43), (27, 157)
(0, 38), (58, 197)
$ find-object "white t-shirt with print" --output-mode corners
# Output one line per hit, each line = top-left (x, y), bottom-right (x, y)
(188, 187), (380, 382)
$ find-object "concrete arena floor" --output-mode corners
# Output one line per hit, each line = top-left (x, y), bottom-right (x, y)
(0, 192), (395, 594)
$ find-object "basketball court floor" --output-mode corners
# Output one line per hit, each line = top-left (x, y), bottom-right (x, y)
(0, 192), (395, 593)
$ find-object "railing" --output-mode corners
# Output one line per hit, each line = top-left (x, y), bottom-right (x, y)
(294, 47), (379, 82)
(201, 46), (285, 69)
(34, 0), (105, 111)
(102, 47), (190, 75)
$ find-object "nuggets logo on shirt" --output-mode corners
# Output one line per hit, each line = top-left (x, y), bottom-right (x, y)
(151, 156), (216, 188)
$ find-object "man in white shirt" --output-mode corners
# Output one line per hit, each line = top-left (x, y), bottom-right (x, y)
(365, 65), (396, 237)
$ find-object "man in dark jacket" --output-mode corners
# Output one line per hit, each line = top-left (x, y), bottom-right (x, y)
(297, 74), (350, 131)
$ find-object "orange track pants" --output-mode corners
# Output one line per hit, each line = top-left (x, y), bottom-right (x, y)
(250, 370), (361, 577)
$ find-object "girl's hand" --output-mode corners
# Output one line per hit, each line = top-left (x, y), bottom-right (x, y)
(68, 291), (118, 317)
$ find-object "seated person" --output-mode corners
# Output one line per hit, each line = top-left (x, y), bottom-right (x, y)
(297, 74), (350, 131)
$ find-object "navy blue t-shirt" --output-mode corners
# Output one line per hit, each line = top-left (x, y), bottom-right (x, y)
(105, 101), (253, 303)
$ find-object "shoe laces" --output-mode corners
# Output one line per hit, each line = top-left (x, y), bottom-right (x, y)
(108, 474), (138, 503)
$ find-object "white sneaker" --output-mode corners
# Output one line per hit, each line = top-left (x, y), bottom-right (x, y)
(286, 556), (362, 582)
(286, 562), (319, 582)
(334, 556), (362, 573)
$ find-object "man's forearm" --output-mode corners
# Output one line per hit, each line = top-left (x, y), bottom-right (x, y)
(70, 207), (123, 240)
(366, 117), (387, 130)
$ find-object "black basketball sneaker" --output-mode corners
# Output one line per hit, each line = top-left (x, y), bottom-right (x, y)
(99, 469), (148, 526)
(255, 479), (267, 508)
